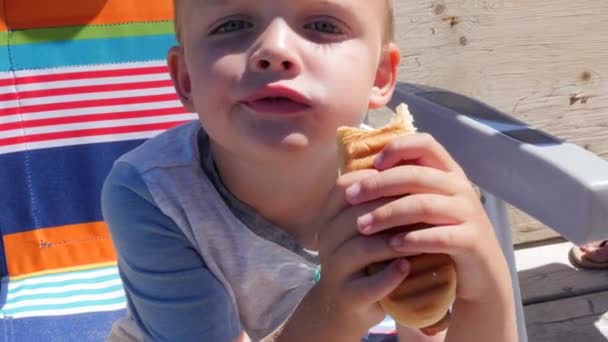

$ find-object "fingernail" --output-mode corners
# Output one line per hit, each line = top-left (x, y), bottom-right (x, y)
(357, 214), (374, 232)
(389, 236), (403, 248)
(397, 258), (410, 273)
(346, 183), (361, 202)
(374, 153), (384, 168)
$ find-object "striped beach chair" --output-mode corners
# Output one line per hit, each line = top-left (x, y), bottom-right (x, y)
(0, 0), (196, 340)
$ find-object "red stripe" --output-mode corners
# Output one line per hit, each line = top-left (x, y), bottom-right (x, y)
(0, 121), (190, 147)
(0, 66), (169, 87)
(0, 93), (180, 116)
(0, 80), (175, 101)
(0, 107), (188, 131)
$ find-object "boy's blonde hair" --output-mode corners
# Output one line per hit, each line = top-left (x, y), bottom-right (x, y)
(173, 0), (395, 44)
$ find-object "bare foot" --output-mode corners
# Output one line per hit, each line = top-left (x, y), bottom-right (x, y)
(578, 240), (608, 263)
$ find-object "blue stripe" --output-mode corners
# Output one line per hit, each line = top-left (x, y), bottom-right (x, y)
(7, 284), (124, 303)
(0, 139), (146, 236)
(10, 274), (121, 294)
(0, 46), (10, 72)
(1, 296), (126, 316)
(2, 34), (176, 71)
(0, 309), (125, 341)
(11, 265), (117, 283)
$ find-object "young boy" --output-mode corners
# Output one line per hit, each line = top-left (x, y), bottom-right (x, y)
(102, 0), (517, 341)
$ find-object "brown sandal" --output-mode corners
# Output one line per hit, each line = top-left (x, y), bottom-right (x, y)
(569, 240), (608, 269)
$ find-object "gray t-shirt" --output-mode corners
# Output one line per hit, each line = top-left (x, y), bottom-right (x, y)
(103, 121), (395, 341)
(197, 129), (319, 266)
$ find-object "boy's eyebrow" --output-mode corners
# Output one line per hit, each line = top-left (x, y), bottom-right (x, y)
(201, 0), (354, 10)
(309, 0), (355, 12)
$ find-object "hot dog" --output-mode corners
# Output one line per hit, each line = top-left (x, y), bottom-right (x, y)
(336, 104), (456, 335)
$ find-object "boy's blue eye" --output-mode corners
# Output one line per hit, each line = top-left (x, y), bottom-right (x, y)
(211, 20), (253, 35)
(304, 21), (344, 35)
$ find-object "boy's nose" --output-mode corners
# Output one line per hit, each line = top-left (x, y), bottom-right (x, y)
(252, 58), (295, 73)
(248, 20), (302, 75)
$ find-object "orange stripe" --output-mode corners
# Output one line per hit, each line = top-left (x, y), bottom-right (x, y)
(1, 0), (174, 31)
(11, 262), (117, 281)
(3, 222), (117, 277)
(0, 1), (7, 31)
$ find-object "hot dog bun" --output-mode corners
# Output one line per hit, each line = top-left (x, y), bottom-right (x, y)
(337, 104), (417, 174)
(336, 104), (456, 333)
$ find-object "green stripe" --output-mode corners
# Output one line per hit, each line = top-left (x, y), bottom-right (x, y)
(10, 273), (120, 293)
(7, 284), (125, 303)
(1, 297), (126, 316)
(0, 21), (174, 47)
(10, 265), (117, 284)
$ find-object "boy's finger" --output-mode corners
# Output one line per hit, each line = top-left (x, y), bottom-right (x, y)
(387, 225), (472, 256)
(374, 133), (466, 177)
(323, 169), (379, 222)
(323, 198), (393, 253)
(332, 234), (421, 278)
(345, 165), (470, 205)
(348, 258), (410, 306)
(355, 194), (464, 236)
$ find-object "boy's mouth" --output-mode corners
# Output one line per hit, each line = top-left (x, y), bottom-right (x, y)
(243, 85), (312, 115)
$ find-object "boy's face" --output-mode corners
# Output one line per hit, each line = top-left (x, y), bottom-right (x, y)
(169, 0), (399, 162)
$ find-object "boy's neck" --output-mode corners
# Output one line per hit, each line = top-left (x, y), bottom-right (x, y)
(210, 141), (338, 250)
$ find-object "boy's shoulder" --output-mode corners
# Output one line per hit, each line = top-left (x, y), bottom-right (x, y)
(117, 120), (202, 174)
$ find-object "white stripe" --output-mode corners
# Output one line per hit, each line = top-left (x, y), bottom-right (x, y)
(3, 290), (125, 310)
(3, 302), (127, 319)
(13, 60), (166, 79)
(1, 100), (184, 125)
(0, 73), (171, 94)
(0, 130), (168, 155)
(0, 71), (14, 80)
(5, 87), (176, 107)
(7, 279), (123, 301)
(0, 85), (17, 96)
(9, 268), (119, 291)
(0, 114), (196, 139)
(0, 60), (167, 94)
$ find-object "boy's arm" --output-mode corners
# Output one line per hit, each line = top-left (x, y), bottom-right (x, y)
(102, 162), (242, 341)
(445, 258), (517, 342)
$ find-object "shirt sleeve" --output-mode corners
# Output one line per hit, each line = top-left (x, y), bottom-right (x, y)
(102, 161), (241, 342)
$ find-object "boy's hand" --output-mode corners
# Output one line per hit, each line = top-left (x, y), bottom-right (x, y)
(310, 169), (415, 338)
(343, 133), (511, 305)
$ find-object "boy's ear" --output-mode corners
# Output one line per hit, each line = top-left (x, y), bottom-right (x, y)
(369, 43), (401, 109)
(167, 46), (195, 112)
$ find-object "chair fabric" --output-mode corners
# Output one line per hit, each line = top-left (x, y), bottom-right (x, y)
(0, 1), (196, 340)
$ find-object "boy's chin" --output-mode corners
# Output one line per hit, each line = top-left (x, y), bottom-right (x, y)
(244, 131), (336, 162)
(251, 131), (313, 154)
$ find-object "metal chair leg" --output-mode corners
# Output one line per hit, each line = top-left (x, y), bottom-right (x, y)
(481, 189), (528, 342)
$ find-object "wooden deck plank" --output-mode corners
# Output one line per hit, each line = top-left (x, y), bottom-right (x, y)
(508, 207), (561, 246)
(524, 291), (608, 342)
(515, 242), (608, 304)
(393, 0), (608, 246)
(516, 242), (608, 340)
(394, 0), (608, 159)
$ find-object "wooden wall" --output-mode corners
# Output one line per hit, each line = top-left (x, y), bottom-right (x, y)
(393, 0), (608, 244)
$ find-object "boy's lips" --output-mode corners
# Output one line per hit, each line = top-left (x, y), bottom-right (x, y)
(242, 85), (312, 115)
